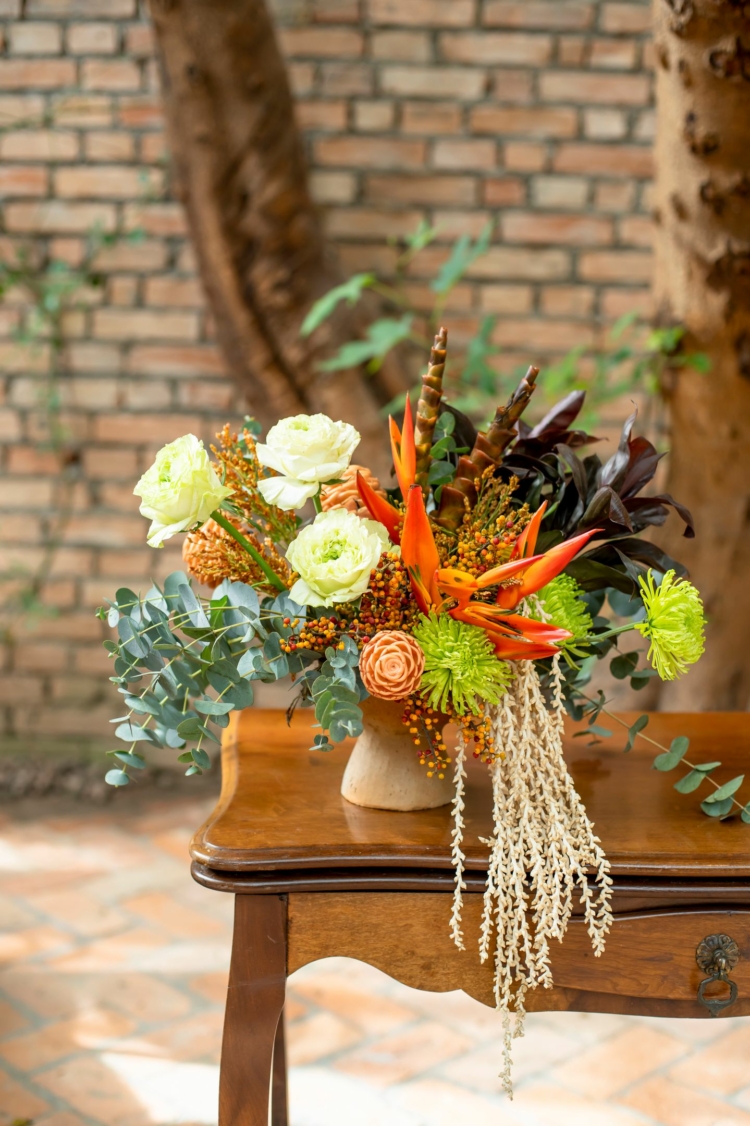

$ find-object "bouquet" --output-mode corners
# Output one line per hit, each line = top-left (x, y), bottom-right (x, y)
(101, 328), (705, 1090)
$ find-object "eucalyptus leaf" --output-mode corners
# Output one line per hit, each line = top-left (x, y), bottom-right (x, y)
(704, 775), (744, 803)
(653, 736), (689, 772)
(105, 769), (130, 787)
(623, 714), (648, 753)
(674, 769), (707, 794)
(700, 797), (734, 818)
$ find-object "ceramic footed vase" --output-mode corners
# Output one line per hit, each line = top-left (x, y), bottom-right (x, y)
(340, 696), (453, 812)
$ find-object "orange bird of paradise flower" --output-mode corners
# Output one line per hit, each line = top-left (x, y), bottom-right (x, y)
(356, 404), (599, 659)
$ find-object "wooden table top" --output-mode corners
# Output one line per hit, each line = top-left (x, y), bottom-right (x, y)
(191, 709), (750, 879)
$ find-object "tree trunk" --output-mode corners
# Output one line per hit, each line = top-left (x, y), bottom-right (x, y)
(653, 0), (750, 709)
(149, 0), (406, 475)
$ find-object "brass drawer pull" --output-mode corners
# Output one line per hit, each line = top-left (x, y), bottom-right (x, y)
(696, 934), (740, 1017)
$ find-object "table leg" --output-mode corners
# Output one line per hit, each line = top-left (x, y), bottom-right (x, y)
(219, 894), (287, 1126)
(272, 1008), (289, 1126)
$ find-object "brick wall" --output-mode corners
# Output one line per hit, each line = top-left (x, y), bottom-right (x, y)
(0, 0), (653, 751)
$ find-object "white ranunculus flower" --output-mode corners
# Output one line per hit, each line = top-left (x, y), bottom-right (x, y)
(256, 413), (360, 511)
(134, 434), (233, 548)
(286, 508), (389, 607)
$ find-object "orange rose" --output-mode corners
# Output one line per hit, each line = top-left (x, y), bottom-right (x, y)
(359, 631), (425, 701)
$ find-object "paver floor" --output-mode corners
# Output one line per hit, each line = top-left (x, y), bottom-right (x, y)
(1, 795), (749, 1126)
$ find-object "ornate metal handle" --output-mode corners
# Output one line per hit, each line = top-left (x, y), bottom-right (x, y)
(696, 934), (740, 1017)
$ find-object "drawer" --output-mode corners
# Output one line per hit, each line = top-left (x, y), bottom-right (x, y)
(288, 893), (750, 1018)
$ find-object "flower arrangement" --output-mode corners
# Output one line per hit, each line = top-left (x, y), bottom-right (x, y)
(101, 329), (709, 1091)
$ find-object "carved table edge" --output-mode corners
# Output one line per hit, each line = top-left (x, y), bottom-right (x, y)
(190, 860), (750, 903)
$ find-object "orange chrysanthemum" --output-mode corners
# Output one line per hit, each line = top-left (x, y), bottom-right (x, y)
(359, 630), (425, 701)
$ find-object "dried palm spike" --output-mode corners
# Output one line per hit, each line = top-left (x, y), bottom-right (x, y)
(414, 327), (448, 491)
(320, 464), (387, 517)
(435, 365), (539, 532)
(182, 517), (291, 591)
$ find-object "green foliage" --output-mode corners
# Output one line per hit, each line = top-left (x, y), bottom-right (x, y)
(317, 315), (413, 373)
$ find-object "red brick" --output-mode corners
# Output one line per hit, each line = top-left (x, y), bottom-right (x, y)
(296, 100), (348, 132)
(540, 71), (650, 105)
(354, 101), (395, 131)
(372, 31), (431, 63)
(478, 284), (533, 314)
(595, 180), (636, 212)
(82, 446), (139, 479)
(440, 31), (552, 66)
(143, 276), (205, 308)
(7, 446), (60, 474)
(0, 165), (48, 196)
(288, 62), (315, 97)
(139, 132), (166, 163)
(67, 341), (120, 373)
(8, 22), (62, 54)
(315, 135), (426, 169)
(541, 285), (595, 316)
(53, 93), (112, 127)
(483, 1), (593, 29)
(490, 69), (534, 102)
(93, 309), (199, 342)
(27, 0), (136, 13)
(84, 131), (134, 160)
(493, 317), (595, 350)
(176, 379), (236, 412)
(325, 206), (424, 239)
(600, 3), (652, 33)
(554, 143), (652, 177)
(584, 107), (627, 140)
(471, 105), (577, 137)
(54, 165), (161, 199)
(532, 174), (588, 208)
(557, 36), (586, 66)
(0, 58), (76, 88)
(81, 58), (140, 91)
(91, 239), (168, 271)
(67, 22), (118, 54)
(589, 38), (638, 69)
(634, 108), (655, 142)
(4, 201), (116, 233)
(0, 0), (21, 13)
(310, 170), (357, 204)
(124, 21), (153, 54)
(107, 275), (137, 306)
(279, 27), (363, 57)
(503, 141), (548, 171)
(320, 62), (373, 96)
(123, 202), (186, 236)
(433, 138), (496, 170)
(578, 249), (652, 282)
(92, 413), (205, 445)
(0, 477), (54, 508)
(366, 173), (477, 206)
(118, 95), (162, 128)
(412, 244), (570, 281)
(481, 177), (526, 205)
(367, 0), (476, 26)
(381, 66), (485, 100)
(122, 379), (172, 411)
(0, 93), (45, 125)
(618, 215), (654, 247)
(601, 286), (652, 319)
(401, 101), (462, 134)
(311, 0), (361, 21)
(502, 211), (612, 245)
(126, 345), (227, 378)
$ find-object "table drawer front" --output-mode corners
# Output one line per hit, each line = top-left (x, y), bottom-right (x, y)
(551, 908), (750, 1006)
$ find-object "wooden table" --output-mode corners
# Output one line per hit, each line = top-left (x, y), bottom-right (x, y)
(191, 709), (750, 1126)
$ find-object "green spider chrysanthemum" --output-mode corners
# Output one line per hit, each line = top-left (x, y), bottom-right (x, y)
(413, 612), (513, 716)
(534, 574), (593, 641)
(635, 569), (705, 681)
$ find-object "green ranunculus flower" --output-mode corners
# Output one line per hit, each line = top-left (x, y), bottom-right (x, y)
(635, 569), (705, 681)
(134, 434), (233, 548)
(286, 508), (389, 607)
(413, 612), (513, 716)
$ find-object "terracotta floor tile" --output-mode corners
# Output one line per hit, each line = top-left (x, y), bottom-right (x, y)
(647, 1014), (749, 1044)
(0, 997), (31, 1039)
(0, 1008), (135, 1072)
(0, 924), (72, 965)
(291, 970), (418, 1035)
(333, 1019), (472, 1087)
(109, 1010), (224, 1064)
(35, 1054), (154, 1126)
(288, 1011), (362, 1066)
(48, 926), (170, 971)
(284, 996), (309, 1023)
(0, 892), (38, 931)
(188, 970), (228, 1006)
(289, 1065), (420, 1126)
(511, 1079), (657, 1126)
(550, 1023), (687, 1100)
(669, 1025), (750, 1096)
(0, 1063), (51, 1122)
(122, 891), (226, 938)
(95, 972), (194, 1024)
(442, 1022), (578, 1092)
(34, 1113), (89, 1126)
(374, 982), (503, 1039)
(28, 888), (129, 938)
(621, 1075), (750, 1126)
(389, 1076), (519, 1125)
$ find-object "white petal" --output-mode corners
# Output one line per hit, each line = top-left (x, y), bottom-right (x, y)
(257, 475), (318, 511)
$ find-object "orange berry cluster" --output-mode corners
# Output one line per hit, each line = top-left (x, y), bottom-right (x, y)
(280, 614), (350, 655)
(400, 694), (451, 778)
(357, 552), (421, 635)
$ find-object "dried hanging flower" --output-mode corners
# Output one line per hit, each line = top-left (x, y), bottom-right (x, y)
(359, 630), (425, 700)
(320, 464), (388, 516)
